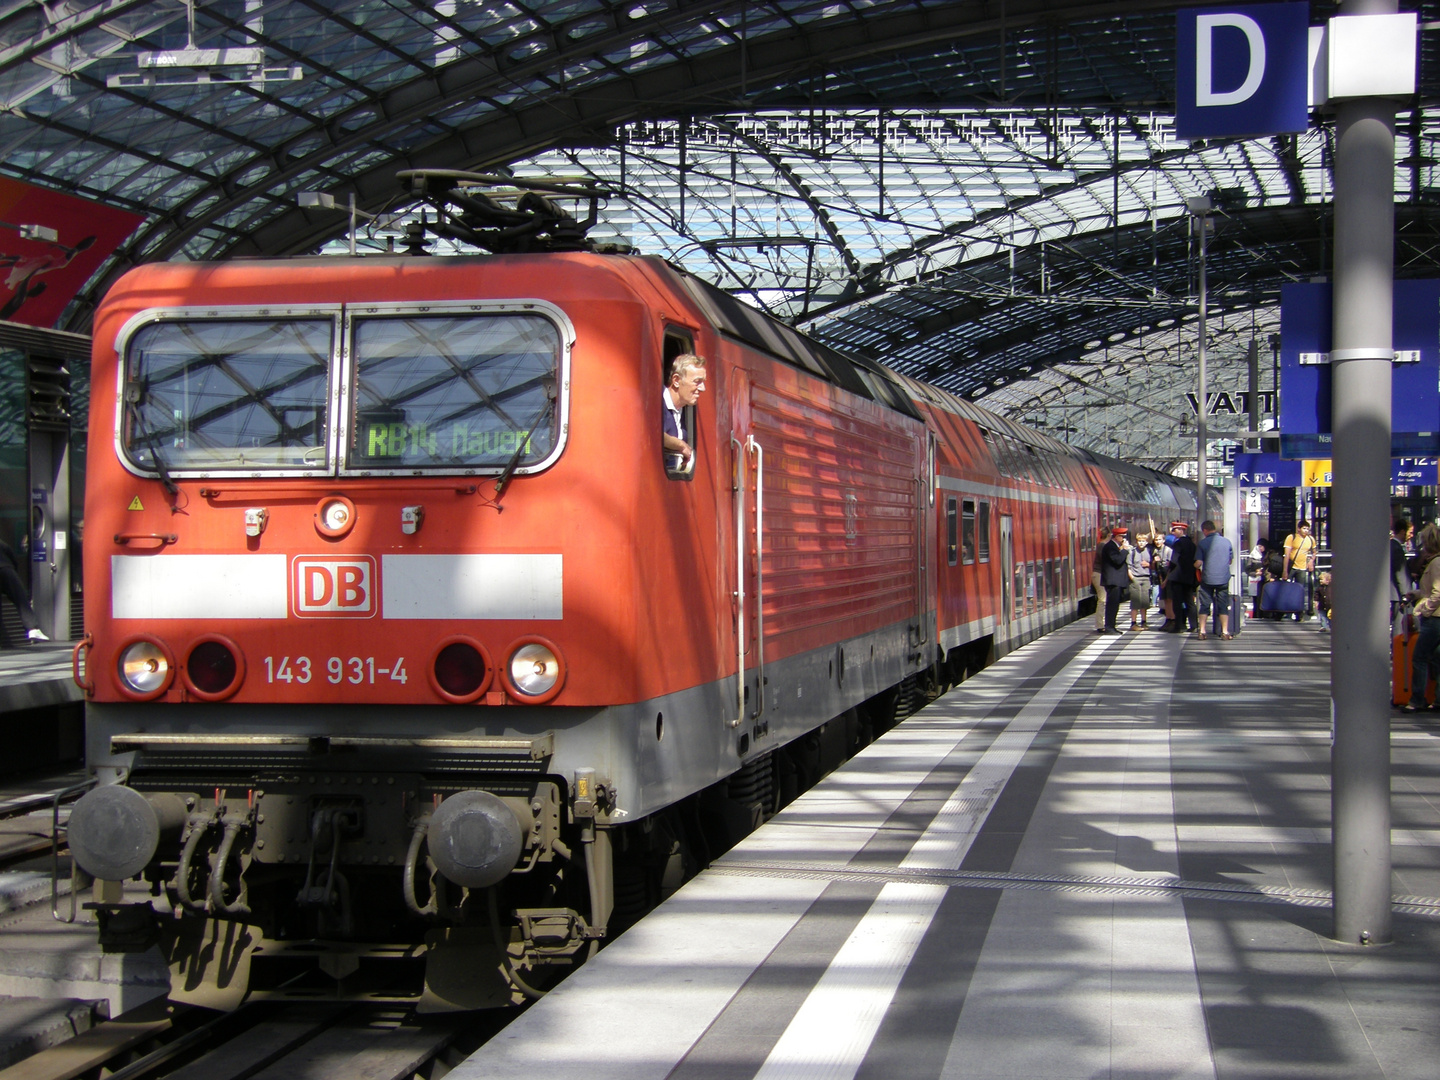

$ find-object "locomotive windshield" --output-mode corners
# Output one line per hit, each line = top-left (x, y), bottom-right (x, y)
(117, 303), (569, 479)
(348, 313), (560, 471)
(122, 318), (332, 471)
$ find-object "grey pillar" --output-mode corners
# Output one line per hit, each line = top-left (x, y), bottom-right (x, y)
(1196, 212), (1208, 529)
(1248, 338), (1261, 452)
(1330, 0), (1396, 946)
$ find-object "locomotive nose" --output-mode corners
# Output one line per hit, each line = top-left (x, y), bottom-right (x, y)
(427, 790), (526, 889)
(68, 786), (189, 881)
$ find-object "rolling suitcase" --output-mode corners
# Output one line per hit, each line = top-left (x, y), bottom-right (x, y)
(1393, 632), (1432, 706)
(1260, 579), (1306, 614)
(1204, 591), (1244, 636)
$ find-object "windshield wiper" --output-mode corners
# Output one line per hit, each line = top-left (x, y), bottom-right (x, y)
(493, 376), (557, 506)
(126, 397), (179, 497)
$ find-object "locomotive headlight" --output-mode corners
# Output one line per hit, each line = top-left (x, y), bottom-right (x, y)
(510, 644), (558, 694)
(117, 638), (174, 698)
(322, 501), (349, 530)
(502, 637), (565, 703)
(314, 494), (357, 539)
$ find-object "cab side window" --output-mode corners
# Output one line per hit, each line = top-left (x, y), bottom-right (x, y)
(662, 330), (701, 481)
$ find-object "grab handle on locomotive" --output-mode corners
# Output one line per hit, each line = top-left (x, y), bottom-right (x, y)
(112, 532), (178, 547)
(749, 435), (765, 722)
(71, 632), (93, 697)
(731, 436), (746, 728)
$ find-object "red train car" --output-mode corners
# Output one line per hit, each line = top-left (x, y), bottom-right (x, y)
(68, 205), (1197, 1008)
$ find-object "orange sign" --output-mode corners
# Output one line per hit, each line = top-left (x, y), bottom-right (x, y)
(1302, 459), (1333, 487)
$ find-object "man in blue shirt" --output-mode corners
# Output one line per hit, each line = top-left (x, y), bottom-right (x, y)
(1195, 520), (1234, 640)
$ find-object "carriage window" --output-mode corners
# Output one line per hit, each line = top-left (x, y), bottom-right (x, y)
(977, 501), (991, 562)
(350, 313), (560, 471)
(961, 499), (976, 564)
(946, 499), (958, 566)
(122, 317), (332, 472)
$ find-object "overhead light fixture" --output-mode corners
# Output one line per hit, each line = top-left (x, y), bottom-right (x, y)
(106, 0), (301, 89)
(299, 191), (388, 256)
(0, 222), (59, 243)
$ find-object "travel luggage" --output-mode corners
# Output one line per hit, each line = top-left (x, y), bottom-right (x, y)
(1393, 631), (1434, 707)
(1260, 579), (1306, 613)
(1205, 593), (1244, 636)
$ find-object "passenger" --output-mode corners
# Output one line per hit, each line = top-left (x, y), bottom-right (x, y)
(1153, 526), (1175, 630)
(0, 539), (48, 643)
(1128, 530), (1152, 631)
(1403, 523), (1440, 713)
(1248, 537), (1273, 618)
(1315, 571), (1332, 633)
(1283, 519), (1318, 620)
(1166, 521), (1199, 634)
(1092, 525), (1111, 632)
(1100, 525), (1130, 634)
(1392, 517), (1413, 621)
(662, 354), (706, 472)
(1194, 519), (1234, 640)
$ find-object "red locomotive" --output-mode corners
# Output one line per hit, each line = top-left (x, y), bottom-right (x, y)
(67, 175), (1197, 1008)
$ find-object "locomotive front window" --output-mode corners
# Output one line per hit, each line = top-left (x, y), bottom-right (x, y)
(349, 314), (560, 471)
(122, 318), (332, 472)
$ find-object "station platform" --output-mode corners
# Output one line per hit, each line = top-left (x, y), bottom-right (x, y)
(0, 644), (83, 777)
(455, 618), (1440, 1080)
(0, 644), (80, 717)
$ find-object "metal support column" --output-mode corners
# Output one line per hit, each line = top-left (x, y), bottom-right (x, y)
(1189, 198), (1211, 528)
(1331, 0), (1397, 947)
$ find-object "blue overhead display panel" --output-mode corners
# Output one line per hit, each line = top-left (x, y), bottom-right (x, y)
(1175, 2), (1311, 139)
(1279, 280), (1440, 458)
(1232, 453), (1436, 487)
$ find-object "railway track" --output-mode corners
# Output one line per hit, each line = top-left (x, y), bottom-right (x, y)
(0, 781), (85, 873)
(0, 997), (507, 1080)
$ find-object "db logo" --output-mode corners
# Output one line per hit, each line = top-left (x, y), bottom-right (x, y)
(292, 556), (377, 618)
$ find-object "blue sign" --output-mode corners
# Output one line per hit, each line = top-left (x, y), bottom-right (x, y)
(1279, 280), (1440, 458)
(1176, 3), (1311, 140)
(1232, 453), (1436, 486)
(1394, 457), (1439, 486)
(1233, 453), (1302, 487)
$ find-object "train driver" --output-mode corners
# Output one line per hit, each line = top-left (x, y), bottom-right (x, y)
(663, 353), (707, 473)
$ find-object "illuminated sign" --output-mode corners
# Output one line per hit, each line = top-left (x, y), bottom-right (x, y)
(358, 418), (539, 463)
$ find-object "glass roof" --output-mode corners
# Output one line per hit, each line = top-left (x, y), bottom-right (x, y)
(3, 0), (1439, 473)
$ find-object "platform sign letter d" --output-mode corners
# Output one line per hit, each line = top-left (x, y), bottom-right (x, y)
(1196, 14), (1264, 106)
(1176, 2), (1309, 140)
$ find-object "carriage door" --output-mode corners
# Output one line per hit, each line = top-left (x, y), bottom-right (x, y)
(730, 373), (763, 730)
(1000, 514), (1014, 628)
(1068, 518), (1078, 604)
